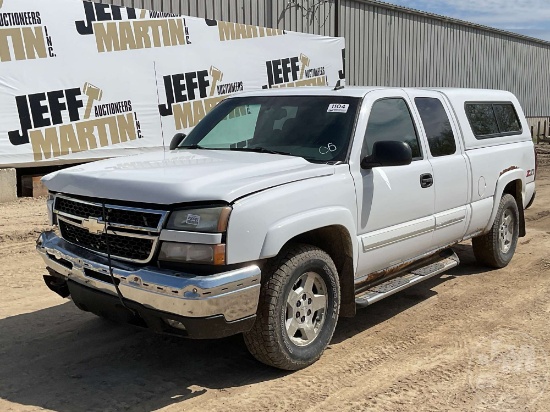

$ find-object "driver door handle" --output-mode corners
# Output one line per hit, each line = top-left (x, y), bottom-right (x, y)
(420, 173), (433, 188)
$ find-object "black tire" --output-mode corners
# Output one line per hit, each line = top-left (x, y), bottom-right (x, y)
(244, 244), (340, 370)
(472, 194), (520, 268)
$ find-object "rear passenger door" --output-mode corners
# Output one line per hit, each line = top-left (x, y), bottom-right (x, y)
(408, 90), (470, 248)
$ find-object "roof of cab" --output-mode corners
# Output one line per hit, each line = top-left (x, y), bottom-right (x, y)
(234, 86), (516, 100)
(235, 86), (383, 98)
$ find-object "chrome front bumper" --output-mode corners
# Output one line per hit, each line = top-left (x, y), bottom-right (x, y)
(36, 231), (261, 322)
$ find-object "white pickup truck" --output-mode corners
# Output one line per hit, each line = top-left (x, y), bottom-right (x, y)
(37, 86), (536, 370)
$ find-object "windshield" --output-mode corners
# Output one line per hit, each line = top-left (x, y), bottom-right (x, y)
(179, 95), (360, 163)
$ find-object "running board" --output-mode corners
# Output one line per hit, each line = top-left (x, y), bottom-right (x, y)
(355, 251), (460, 307)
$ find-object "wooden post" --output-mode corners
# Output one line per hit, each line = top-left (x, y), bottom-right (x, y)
(537, 121), (541, 144)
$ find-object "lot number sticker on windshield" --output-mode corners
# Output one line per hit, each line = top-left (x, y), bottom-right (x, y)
(327, 104), (349, 113)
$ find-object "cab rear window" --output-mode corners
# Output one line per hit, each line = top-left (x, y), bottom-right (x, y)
(465, 102), (522, 139)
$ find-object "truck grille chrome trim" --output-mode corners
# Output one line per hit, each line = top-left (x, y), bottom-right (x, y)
(54, 194), (169, 232)
(53, 195), (169, 263)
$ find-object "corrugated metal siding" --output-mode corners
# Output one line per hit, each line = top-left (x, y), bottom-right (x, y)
(341, 3), (550, 117)
(94, 0), (268, 25)
(92, 0), (550, 117)
(91, 1), (335, 36)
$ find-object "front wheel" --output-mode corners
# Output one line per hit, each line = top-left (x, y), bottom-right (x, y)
(244, 244), (340, 370)
(472, 194), (519, 268)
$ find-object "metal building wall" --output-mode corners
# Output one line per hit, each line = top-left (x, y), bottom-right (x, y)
(339, 1), (550, 117)
(92, 0), (550, 117)
(92, 0), (335, 35)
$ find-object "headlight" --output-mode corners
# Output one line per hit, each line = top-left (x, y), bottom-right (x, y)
(159, 242), (226, 265)
(167, 206), (231, 233)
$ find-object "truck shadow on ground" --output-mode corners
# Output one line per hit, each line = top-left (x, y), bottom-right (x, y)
(0, 245), (491, 412)
(0, 303), (280, 412)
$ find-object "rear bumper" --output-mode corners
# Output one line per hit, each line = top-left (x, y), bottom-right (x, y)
(37, 231), (261, 338)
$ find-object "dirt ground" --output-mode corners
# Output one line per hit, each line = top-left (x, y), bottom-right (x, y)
(1, 147), (549, 412)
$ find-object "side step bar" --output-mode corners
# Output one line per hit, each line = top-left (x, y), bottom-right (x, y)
(355, 250), (459, 307)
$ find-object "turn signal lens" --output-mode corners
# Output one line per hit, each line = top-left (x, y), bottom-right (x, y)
(213, 244), (226, 265)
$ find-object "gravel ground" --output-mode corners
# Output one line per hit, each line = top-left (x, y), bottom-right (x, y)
(0, 148), (549, 412)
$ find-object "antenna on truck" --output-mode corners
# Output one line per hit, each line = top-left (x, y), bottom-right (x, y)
(333, 80), (345, 91)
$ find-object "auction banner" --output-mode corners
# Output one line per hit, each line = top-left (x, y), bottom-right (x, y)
(0, 0), (346, 167)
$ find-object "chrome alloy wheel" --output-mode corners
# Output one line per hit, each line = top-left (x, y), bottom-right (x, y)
(499, 209), (515, 254)
(285, 271), (328, 347)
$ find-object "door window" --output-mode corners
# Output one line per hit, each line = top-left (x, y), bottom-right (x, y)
(363, 98), (422, 159)
(415, 97), (457, 157)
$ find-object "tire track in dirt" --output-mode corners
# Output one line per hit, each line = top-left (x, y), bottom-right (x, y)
(526, 210), (550, 222)
(177, 226), (550, 412)
(185, 337), (422, 412)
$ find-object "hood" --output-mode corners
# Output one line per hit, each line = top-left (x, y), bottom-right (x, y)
(42, 149), (334, 204)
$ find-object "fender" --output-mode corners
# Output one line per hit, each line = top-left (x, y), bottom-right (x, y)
(260, 206), (358, 268)
(484, 169), (525, 233)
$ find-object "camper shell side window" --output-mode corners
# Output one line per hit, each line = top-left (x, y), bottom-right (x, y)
(464, 101), (522, 139)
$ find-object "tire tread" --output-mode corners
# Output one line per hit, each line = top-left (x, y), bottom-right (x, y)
(244, 244), (340, 370)
(472, 194), (519, 268)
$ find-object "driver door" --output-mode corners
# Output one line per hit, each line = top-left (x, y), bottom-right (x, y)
(351, 90), (435, 279)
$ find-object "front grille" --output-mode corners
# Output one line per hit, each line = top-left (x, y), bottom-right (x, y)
(54, 195), (168, 263)
(55, 196), (163, 230)
(59, 220), (154, 262)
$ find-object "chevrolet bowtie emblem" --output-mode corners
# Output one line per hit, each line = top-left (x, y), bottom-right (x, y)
(81, 217), (106, 235)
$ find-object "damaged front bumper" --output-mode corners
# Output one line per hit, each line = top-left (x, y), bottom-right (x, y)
(36, 231), (261, 338)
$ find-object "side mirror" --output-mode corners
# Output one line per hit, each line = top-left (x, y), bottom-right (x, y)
(169, 133), (186, 150)
(361, 140), (412, 169)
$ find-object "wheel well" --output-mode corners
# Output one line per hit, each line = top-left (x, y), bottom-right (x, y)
(502, 179), (526, 237)
(287, 226), (356, 318)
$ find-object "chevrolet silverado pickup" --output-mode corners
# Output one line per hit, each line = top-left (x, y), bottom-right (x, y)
(37, 86), (536, 370)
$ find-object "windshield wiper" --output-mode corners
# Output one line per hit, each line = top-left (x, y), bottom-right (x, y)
(227, 146), (293, 156)
(179, 145), (328, 164)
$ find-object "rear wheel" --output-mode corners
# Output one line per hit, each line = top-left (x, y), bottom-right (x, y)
(244, 244), (340, 370)
(472, 194), (519, 268)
